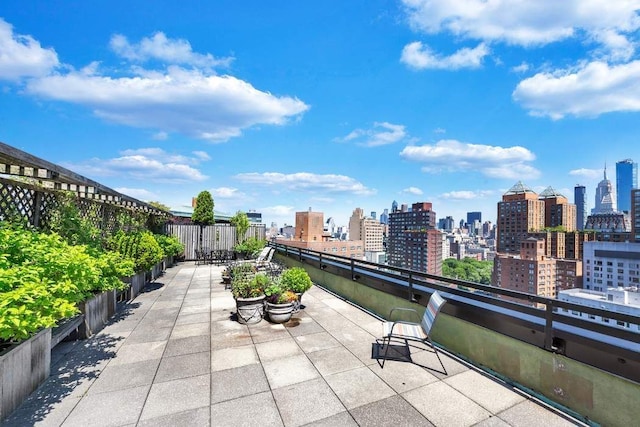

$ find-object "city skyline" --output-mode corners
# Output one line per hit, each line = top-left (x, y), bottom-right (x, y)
(2, 2), (639, 228)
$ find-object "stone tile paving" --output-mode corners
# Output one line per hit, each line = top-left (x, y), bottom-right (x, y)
(3, 263), (586, 427)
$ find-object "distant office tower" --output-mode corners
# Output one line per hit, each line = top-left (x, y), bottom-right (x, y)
(574, 185), (587, 230)
(371, 211), (377, 220)
(539, 186), (576, 231)
(459, 219), (465, 229)
(592, 165), (616, 214)
(391, 200), (398, 213)
(388, 202), (442, 275)
(380, 209), (389, 225)
(467, 212), (482, 226)
(496, 181), (545, 254)
(438, 216), (454, 232)
(616, 159), (638, 213)
(349, 208), (365, 241)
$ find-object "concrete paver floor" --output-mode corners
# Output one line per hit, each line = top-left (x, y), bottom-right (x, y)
(3, 263), (585, 427)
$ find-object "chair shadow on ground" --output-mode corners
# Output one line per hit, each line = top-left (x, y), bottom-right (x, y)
(371, 340), (447, 376)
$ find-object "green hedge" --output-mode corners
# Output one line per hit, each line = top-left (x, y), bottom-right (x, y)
(107, 230), (164, 273)
(154, 234), (184, 258)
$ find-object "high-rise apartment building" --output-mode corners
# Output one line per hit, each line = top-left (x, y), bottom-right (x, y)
(349, 208), (384, 252)
(539, 187), (576, 231)
(387, 202), (442, 275)
(632, 189), (640, 243)
(496, 182), (545, 254)
(616, 159), (638, 213)
(493, 238), (558, 299)
(574, 185), (587, 230)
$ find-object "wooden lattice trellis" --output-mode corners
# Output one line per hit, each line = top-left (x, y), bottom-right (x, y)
(0, 141), (171, 234)
(0, 177), (163, 234)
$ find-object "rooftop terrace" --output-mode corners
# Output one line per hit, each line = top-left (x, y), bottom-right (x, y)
(3, 263), (583, 427)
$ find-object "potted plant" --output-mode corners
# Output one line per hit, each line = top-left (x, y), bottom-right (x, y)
(264, 279), (298, 323)
(231, 266), (265, 324)
(280, 267), (313, 312)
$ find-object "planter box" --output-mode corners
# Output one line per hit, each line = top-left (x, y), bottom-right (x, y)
(151, 261), (162, 280)
(77, 290), (117, 339)
(126, 271), (147, 300)
(0, 328), (51, 421)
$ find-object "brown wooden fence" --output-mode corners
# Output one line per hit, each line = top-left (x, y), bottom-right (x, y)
(165, 223), (266, 260)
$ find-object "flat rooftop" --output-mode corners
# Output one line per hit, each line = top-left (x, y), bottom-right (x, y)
(4, 263), (584, 426)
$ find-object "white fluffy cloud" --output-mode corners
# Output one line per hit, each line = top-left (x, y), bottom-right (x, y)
(402, 186), (423, 195)
(440, 190), (497, 200)
(401, 41), (489, 70)
(400, 139), (540, 179)
(212, 187), (242, 198)
(335, 122), (407, 147)
(569, 168), (603, 179)
(67, 147), (209, 183)
(0, 18), (59, 81)
(27, 64), (309, 142)
(513, 61), (640, 119)
(109, 32), (233, 68)
(401, 0), (640, 50)
(234, 172), (375, 195)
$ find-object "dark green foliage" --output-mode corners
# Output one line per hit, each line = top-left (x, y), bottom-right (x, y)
(192, 191), (214, 225)
(442, 258), (493, 285)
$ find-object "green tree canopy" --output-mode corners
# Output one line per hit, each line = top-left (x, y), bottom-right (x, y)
(442, 257), (493, 285)
(230, 211), (250, 243)
(192, 191), (214, 225)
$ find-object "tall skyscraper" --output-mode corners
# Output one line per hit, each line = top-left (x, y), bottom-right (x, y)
(467, 211), (482, 225)
(616, 159), (638, 213)
(574, 185), (587, 230)
(592, 165), (615, 214)
(496, 181), (545, 254)
(391, 200), (398, 213)
(388, 202), (442, 275)
(380, 208), (389, 225)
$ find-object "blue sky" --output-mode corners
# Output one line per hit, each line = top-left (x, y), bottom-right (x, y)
(1, 1), (639, 229)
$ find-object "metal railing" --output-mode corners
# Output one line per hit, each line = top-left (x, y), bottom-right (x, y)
(271, 242), (640, 383)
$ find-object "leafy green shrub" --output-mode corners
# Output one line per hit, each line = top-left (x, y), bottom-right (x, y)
(234, 237), (266, 259)
(230, 264), (262, 299)
(0, 223), (134, 342)
(108, 230), (164, 273)
(280, 267), (313, 294)
(154, 234), (184, 258)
